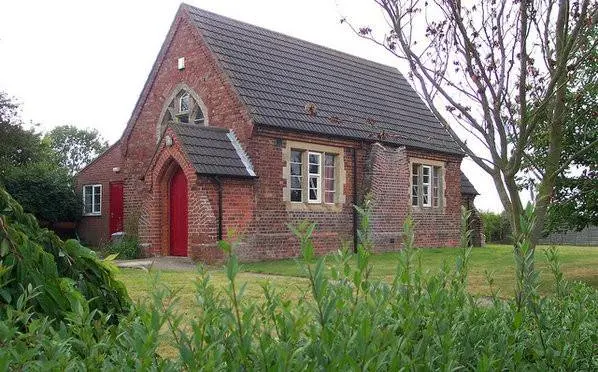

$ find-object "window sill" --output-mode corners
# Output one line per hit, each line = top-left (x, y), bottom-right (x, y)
(411, 206), (444, 213)
(83, 213), (102, 217)
(286, 201), (344, 213)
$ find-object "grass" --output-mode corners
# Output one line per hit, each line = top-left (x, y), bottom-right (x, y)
(118, 244), (598, 305)
(116, 243), (598, 358)
(243, 244), (598, 295)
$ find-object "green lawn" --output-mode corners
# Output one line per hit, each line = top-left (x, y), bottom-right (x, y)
(118, 244), (598, 307)
(243, 244), (598, 295)
(117, 244), (598, 359)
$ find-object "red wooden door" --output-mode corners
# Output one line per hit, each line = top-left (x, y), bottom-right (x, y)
(109, 182), (124, 235)
(169, 168), (188, 256)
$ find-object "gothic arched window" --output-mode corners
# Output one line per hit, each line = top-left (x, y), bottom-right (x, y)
(158, 86), (208, 140)
(165, 90), (205, 125)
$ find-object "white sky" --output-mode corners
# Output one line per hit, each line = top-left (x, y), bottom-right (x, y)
(0, 0), (506, 212)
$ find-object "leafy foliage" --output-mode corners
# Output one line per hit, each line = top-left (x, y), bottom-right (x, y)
(1, 201), (598, 369)
(0, 92), (54, 176)
(531, 26), (598, 233)
(0, 92), (82, 223)
(1, 162), (81, 223)
(0, 187), (130, 320)
(103, 235), (140, 260)
(45, 125), (109, 175)
(0, 286), (173, 371)
(481, 211), (512, 243)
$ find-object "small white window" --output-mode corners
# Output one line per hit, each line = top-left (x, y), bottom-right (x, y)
(412, 163), (442, 208)
(290, 150), (303, 202)
(308, 152), (322, 203)
(83, 184), (102, 215)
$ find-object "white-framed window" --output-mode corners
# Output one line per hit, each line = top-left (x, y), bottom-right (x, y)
(164, 89), (206, 126)
(288, 149), (338, 205)
(411, 164), (419, 206)
(308, 152), (322, 203)
(290, 150), (303, 202)
(411, 163), (443, 208)
(83, 184), (102, 215)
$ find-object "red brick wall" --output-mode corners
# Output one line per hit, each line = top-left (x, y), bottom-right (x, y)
(364, 143), (463, 250)
(407, 148), (463, 247)
(121, 12), (255, 241)
(137, 127), (256, 263)
(363, 143), (409, 251)
(232, 128), (365, 261)
(76, 142), (123, 247)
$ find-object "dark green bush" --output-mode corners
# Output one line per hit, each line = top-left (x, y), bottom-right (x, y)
(3, 217), (597, 370)
(0, 187), (129, 320)
(103, 235), (140, 260)
(1, 162), (81, 223)
(481, 211), (512, 243)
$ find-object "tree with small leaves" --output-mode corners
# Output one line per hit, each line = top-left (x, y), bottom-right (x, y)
(45, 125), (108, 175)
(0, 93), (81, 223)
(528, 25), (597, 233)
(0, 92), (53, 175)
(344, 0), (598, 251)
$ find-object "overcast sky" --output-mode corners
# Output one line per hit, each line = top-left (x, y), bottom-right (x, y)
(0, 0), (508, 212)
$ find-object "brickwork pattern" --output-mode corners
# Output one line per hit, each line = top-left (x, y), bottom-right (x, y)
(76, 142), (123, 246)
(236, 129), (364, 261)
(364, 144), (463, 251)
(407, 148), (463, 248)
(121, 13), (254, 251)
(363, 143), (409, 251)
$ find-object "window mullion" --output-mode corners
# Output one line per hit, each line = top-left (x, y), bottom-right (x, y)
(302, 151), (308, 202)
(418, 165), (423, 208)
(320, 155), (324, 202)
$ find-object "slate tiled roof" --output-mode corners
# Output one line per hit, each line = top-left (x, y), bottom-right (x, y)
(171, 124), (255, 178)
(184, 5), (462, 155)
(460, 172), (479, 195)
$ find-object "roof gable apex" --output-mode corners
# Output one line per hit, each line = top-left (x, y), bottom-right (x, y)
(119, 5), (253, 157)
(120, 5), (186, 156)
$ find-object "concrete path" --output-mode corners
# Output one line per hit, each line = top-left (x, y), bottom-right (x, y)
(115, 256), (198, 271)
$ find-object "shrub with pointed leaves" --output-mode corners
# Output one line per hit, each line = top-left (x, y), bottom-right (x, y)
(0, 187), (129, 320)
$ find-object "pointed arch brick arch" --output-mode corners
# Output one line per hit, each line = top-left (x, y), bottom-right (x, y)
(156, 83), (210, 141)
(138, 128), (219, 259)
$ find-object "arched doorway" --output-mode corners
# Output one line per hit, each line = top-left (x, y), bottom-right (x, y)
(169, 167), (188, 256)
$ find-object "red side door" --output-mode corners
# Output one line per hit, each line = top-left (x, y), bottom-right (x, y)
(169, 168), (188, 256)
(109, 182), (124, 235)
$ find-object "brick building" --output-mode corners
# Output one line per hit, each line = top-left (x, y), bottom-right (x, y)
(76, 4), (480, 261)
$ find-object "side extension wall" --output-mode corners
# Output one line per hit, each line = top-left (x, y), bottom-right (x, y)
(76, 142), (123, 247)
